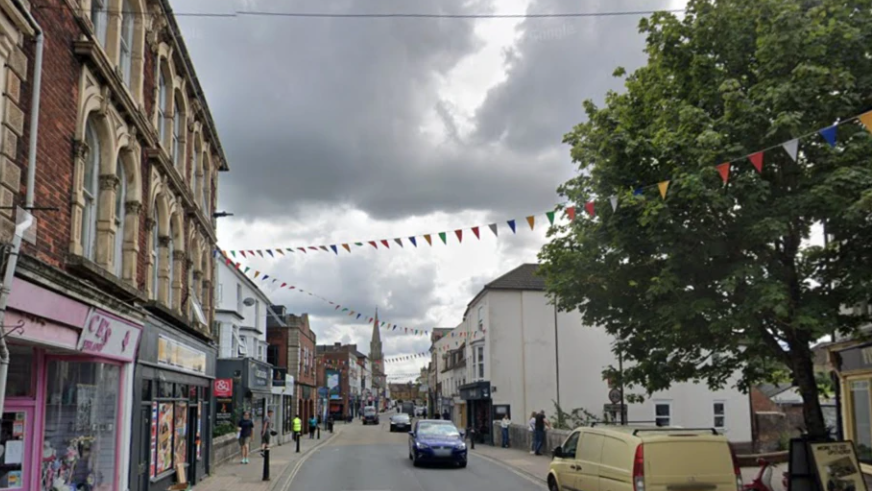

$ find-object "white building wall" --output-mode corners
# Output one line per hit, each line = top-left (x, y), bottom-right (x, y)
(476, 288), (751, 443)
(214, 259), (271, 362)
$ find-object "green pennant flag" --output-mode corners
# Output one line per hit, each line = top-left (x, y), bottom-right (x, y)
(439, 232), (447, 244)
(546, 211), (555, 225)
(355, 242), (364, 246)
(243, 267), (250, 273)
(231, 251), (237, 258)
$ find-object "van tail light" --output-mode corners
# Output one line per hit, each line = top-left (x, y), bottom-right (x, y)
(633, 444), (644, 491)
(729, 445), (743, 491)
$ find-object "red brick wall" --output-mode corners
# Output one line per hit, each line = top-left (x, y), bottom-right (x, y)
(266, 328), (289, 369)
(751, 387), (778, 412)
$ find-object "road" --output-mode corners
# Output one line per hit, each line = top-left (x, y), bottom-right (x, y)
(286, 417), (546, 491)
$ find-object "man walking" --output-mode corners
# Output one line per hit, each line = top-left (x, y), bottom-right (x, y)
(309, 415), (318, 438)
(293, 414), (302, 442)
(533, 410), (551, 456)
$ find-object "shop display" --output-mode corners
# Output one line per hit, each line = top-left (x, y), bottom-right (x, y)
(156, 403), (173, 475)
(196, 402), (202, 461)
(174, 402), (187, 466)
(149, 403), (157, 478)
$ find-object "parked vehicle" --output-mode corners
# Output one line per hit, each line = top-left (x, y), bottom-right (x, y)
(390, 413), (411, 432)
(408, 420), (467, 468)
(547, 424), (742, 491)
(363, 406), (379, 425)
(401, 401), (415, 417)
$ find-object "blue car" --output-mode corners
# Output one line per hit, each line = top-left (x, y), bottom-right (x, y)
(408, 420), (467, 468)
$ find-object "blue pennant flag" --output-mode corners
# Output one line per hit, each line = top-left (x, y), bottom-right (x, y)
(819, 125), (838, 147)
(266, 250), (274, 257)
(262, 275), (270, 281)
(409, 237), (417, 247)
(633, 188), (643, 196)
(507, 219), (516, 234)
(330, 245), (338, 255)
(357, 313), (361, 319)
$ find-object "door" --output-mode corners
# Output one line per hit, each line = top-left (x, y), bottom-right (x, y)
(134, 405), (151, 491)
(552, 430), (581, 491)
(187, 403), (198, 484)
(576, 431), (605, 491)
(0, 407), (31, 491)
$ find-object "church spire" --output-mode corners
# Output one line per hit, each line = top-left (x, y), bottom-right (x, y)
(371, 307), (381, 347)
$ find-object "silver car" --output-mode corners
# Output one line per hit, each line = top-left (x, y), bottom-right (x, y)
(390, 413), (411, 432)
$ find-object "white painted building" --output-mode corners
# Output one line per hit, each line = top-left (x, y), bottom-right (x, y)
(214, 259), (271, 362)
(456, 264), (752, 444)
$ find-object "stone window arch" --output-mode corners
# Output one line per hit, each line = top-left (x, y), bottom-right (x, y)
(167, 204), (185, 311)
(191, 131), (202, 205)
(171, 89), (187, 174)
(112, 141), (142, 283)
(154, 49), (175, 151)
(200, 244), (212, 331)
(148, 186), (169, 301)
(202, 152), (212, 216)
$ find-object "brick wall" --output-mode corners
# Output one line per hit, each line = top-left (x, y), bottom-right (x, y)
(751, 387), (779, 412)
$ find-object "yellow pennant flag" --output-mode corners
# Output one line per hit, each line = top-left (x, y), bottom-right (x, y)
(342, 243), (350, 253)
(423, 234), (433, 246)
(526, 216), (535, 230)
(658, 181), (670, 199)
(254, 271), (260, 278)
(860, 111), (872, 133)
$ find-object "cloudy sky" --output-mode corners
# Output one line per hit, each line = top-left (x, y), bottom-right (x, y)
(175, 0), (685, 380)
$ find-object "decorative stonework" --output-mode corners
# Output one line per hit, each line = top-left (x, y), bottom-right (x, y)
(99, 174), (119, 191)
(125, 201), (142, 214)
(158, 236), (170, 247)
(172, 250), (186, 261)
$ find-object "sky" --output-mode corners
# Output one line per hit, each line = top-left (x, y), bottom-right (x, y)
(175, 0), (687, 380)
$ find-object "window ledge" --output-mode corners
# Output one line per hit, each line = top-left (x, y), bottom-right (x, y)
(66, 255), (144, 304)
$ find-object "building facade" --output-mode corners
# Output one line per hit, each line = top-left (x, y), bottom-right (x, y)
(267, 308), (317, 435)
(316, 343), (360, 420)
(0, 0), (228, 490)
(455, 264), (752, 446)
(215, 259), (269, 362)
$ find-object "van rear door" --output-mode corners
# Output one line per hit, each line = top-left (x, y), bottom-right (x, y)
(643, 436), (736, 491)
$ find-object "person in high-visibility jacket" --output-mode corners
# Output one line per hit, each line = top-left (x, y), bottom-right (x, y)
(293, 416), (302, 442)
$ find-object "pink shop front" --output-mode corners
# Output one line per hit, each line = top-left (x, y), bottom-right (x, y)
(0, 276), (142, 491)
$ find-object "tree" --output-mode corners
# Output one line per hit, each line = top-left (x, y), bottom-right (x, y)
(539, 0), (872, 439)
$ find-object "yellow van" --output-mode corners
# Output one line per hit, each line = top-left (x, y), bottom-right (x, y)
(546, 425), (742, 491)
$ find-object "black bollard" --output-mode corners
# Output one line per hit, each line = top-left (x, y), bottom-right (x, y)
(317, 425), (321, 439)
(296, 432), (301, 453)
(262, 447), (270, 481)
(469, 429), (475, 449)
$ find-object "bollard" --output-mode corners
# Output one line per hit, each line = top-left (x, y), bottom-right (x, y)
(262, 446), (270, 481)
(468, 429), (475, 449)
(317, 425), (321, 439)
(296, 432), (301, 453)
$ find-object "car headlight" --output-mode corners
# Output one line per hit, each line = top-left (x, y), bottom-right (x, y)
(416, 441), (429, 449)
(456, 442), (466, 450)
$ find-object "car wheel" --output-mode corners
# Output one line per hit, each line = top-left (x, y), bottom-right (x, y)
(548, 476), (559, 491)
(412, 453), (420, 467)
(458, 461), (467, 469)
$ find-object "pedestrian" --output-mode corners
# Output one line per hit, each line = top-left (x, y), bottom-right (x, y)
(500, 414), (512, 448)
(261, 409), (273, 453)
(292, 414), (302, 442)
(533, 410), (551, 456)
(237, 411), (254, 464)
(309, 415), (317, 438)
(528, 412), (537, 454)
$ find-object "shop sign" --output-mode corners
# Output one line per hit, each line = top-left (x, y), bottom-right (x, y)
(326, 370), (341, 400)
(158, 335), (207, 375)
(214, 378), (233, 398)
(250, 365), (270, 388)
(216, 398), (233, 423)
(808, 442), (867, 491)
(77, 308), (142, 362)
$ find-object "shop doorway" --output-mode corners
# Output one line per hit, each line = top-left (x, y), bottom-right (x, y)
(134, 405), (151, 491)
(0, 406), (31, 491)
(187, 403), (198, 484)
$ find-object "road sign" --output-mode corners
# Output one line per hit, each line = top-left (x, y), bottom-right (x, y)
(608, 388), (621, 404)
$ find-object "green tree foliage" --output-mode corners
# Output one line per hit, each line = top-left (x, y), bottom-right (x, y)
(539, 0), (872, 439)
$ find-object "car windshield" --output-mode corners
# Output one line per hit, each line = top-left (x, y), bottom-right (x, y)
(417, 423), (460, 438)
(393, 414), (409, 421)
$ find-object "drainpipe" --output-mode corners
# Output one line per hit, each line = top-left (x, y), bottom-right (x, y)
(0, 0), (43, 419)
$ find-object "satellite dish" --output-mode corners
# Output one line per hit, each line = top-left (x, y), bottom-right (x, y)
(243, 298), (256, 307)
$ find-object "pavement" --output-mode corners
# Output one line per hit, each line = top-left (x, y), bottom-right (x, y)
(191, 425), (340, 491)
(288, 415), (547, 491)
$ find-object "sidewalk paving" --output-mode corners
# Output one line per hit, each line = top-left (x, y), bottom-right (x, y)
(192, 429), (337, 491)
(470, 443), (787, 491)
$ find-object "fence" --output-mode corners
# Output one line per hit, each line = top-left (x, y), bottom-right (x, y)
(491, 422), (571, 455)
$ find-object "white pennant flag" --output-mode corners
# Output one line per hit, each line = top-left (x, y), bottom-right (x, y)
(609, 195), (618, 212)
(488, 223), (498, 237)
(782, 139), (799, 162)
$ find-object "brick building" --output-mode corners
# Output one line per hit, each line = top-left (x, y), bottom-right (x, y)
(267, 307), (318, 433)
(316, 342), (363, 420)
(0, 1), (229, 490)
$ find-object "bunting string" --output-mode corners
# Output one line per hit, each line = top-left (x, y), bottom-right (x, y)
(219, 109), (872, 260)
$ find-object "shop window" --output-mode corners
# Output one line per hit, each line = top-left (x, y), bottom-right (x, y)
(0, 411), (27, 488)
(44, 360), (120, 491)
(142, 379), (152, 402)
(851, 380), (872, 464)
(158, 382), (173, 399)
(655, 401), (671, 426)
(152, 393), (193, 478)
(6, 344), (34, 398)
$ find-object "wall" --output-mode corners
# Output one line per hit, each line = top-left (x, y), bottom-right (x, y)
(215, 260), (270, 360)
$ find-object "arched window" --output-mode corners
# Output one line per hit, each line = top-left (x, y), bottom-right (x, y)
(83, 121), (101, 260)
(158, 68), (168, 145)
(91, 0), (108, 46)
(167, 220), (175, 309)
(192, 147), (200, 202)
(119, 0), (134, 85)
(201, 158), (210, 213)
(114, 160), (126, 276)
(151, 216), (159, 300)
(172, 94), (183, 168)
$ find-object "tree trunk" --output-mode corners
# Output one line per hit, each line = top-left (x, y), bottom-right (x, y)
(793, 349), (828, 439)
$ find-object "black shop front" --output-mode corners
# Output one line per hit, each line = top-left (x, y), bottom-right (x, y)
(460, 381), (493, 445)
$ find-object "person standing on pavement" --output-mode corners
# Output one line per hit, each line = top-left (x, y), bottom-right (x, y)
(237, 411), (254, 464)
(528, 412), (537, 454)
(309, 415), (317, 438)
(500, 414), (512, 448)
(293, 415), (302, 442)
(533, 410), (551, 456)
(261, 409), (273, 453)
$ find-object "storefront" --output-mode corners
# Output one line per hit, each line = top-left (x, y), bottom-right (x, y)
(216, 358), (273, 422)
(0, 275), (142, 491)
(832, 341), (872, 473)
(460, 381), (493, 444)
(129, 313), (216, 491)
(270, 374), (293, 444)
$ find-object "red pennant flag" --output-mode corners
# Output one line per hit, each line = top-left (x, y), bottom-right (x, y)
(280, 283), (286, 288)
(472, 226), (480, 239)
(225, 258), (232, 265)
(749, 152), (764, 173)
(380, 239), (390, 249)
(455, 229), (463, 243)
(298, 247), (307, 253)
(717, 162), (731, 183)
(240, 251), (247, 258)
(585, 201), (595, 218)
(308, 246), (318, 251)
(248, 251), (255, 256)
(566, 206), (577, 221)
(369, 241), (378, 249)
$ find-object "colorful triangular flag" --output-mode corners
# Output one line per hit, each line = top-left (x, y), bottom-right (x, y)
(472, 226), (480, 239)
(409, 237), (417, 247)
(819, 125), (838, 147)
(860, 111), (872, 133)
(257, 250), (264, 257)
(394, 238), (403, 248)
(584, 201), (595, 218)
(240, 251), (247, 258)
(717, 163), (731, 184)
(526, 216), (535, 230)
(369, 241), (378, 249)
(507, 220), (516, 233)
(488, 223), (498, 236)
(782, 139), (799, 162)
(658, 180), (670, 199)
(342, 243), (351, 253)
(439, 232), (447, 244)
(566, 207), (576, 221)
(330, 245), (338, 255)
(455, 230), (463, 243)
(276, 249), (285, 256)
(266, 250), (274, 257)
(546, 211), (555, 225)
(609, 195), (618, 212)
(749, 152), (764, 173)
(424, 234), (432, 246)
